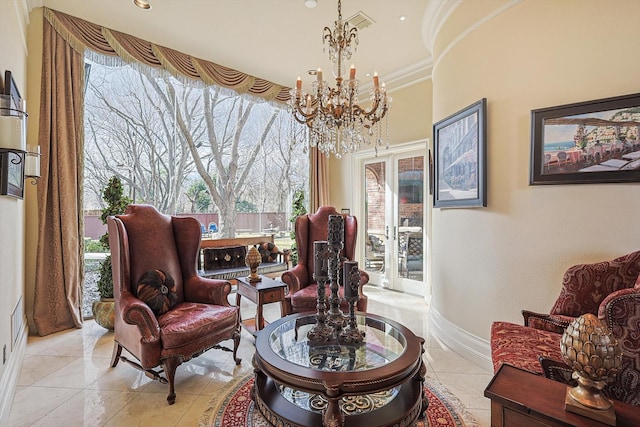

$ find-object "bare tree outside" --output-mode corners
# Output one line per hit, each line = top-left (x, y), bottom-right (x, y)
(84, 57), (309, 237)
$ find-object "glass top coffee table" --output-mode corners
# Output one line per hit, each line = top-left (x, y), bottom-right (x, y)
(252, 312), (427, 427)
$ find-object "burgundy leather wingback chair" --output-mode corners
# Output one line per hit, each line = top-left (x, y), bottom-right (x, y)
(281, 206), (369, 315)
(107, 204), (241, 405)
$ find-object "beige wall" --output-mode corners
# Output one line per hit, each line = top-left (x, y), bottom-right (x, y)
(430, 0), (640, 352)
(0, 0), (30, 420)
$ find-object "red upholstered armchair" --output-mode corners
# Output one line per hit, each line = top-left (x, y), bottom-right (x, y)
(281, 206), (369, 315)
(491, 251), (640, 406)
(107, 204), (241, 405)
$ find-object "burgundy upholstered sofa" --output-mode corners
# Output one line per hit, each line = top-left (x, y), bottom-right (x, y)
(490, 251), (640, 406)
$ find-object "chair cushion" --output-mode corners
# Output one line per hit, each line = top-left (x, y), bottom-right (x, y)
(158, 302), (238, 350)
(490, 321), (563, 375)
(136, 270), (178, 316)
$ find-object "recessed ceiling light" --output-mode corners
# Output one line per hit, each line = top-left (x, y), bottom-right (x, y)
(133, 0), (151, 10)
(305, 0), (318, 8)
(307, 69), (318, 75)
(399, 15), (407, 21)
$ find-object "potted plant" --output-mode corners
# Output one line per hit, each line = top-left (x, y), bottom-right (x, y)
(92, 176), (132, 330)
(288, 189), (307, 266)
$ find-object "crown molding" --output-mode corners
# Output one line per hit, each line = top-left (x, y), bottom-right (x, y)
(11, 0), (31, 54)
(27, 0), (42, 11)
(422, 0), (462, 55)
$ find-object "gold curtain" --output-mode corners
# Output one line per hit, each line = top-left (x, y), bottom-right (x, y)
(33, 17), (85, 336)
(43, 8), (290, 103)
(310, 148), (329, 213)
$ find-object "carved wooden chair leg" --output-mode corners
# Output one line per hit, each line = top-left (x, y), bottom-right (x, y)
(163, 357), (180, 405)
(110, 342), (123, 368)
(233, 331), (242, 365)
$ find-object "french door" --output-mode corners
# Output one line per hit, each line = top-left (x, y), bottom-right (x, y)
(356, 142), (428, 297)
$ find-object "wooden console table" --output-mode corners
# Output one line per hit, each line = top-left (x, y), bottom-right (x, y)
(484, 364), (640, 427)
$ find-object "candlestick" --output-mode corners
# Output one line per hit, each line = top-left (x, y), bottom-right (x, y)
(342, 261), (359, 299)
(327, 215), (344, 246)
(339, 260), (365, 344)
(349, 64), (356, 80)
(314, 241), (329, 279)
(296, 76), (302, 90)
(317, 67), (323, 82)
(373, 72), (379, 89)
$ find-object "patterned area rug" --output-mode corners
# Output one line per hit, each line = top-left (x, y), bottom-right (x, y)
(199, 374), (478, 427)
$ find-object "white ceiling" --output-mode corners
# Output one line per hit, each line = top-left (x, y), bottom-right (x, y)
(37, 0), (433, 91)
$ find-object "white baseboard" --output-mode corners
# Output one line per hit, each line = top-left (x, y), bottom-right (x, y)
(0, 326), (27, 426)
(429, 305), (493, 372)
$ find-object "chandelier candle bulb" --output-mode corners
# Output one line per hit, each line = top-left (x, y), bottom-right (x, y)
(317, 68), (323, 82)
(296, 77), (302, 91)
(350, 64), (356, 79)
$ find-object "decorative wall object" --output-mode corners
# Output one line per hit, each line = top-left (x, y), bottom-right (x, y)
(530, 92), (640, 185)
(0, 71), (28, 198)
(433, 99), (487, 208)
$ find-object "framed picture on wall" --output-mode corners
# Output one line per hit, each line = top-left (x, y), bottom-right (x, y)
(3, 70), (23, 113)
(530, 92), (640, 185)
(0, 151), (25, 198)
(433, 98), (487, 208)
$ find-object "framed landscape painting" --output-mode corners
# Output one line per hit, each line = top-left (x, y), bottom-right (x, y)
(433, 98), (487, 208)
(530, 92), (640, 185)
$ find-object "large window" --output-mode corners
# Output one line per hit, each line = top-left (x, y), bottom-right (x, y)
(81, 56), (309, 317)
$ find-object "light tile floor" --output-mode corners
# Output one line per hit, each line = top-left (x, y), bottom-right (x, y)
(8, 286), (492, 426)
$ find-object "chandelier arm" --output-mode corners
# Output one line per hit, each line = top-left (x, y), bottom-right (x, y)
(352, 96), (382, 119)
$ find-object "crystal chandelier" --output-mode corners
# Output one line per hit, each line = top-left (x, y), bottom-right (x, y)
(289, 0), (390, 158)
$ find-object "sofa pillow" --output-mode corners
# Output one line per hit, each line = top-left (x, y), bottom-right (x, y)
(136, 269), (177, 316)
(258, 242), (280, 263)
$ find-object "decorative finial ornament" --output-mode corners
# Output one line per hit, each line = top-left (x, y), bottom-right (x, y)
(560, 313), (622, 425)
(245, 246), (262, 282)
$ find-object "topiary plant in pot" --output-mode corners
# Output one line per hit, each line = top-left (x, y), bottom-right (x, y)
(288, 189), (307, 267)
(92, 176), (131, 330)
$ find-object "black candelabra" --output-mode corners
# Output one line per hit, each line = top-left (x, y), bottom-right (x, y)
(307, 214), (365, 344)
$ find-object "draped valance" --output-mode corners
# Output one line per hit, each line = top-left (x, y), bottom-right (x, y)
(43, 7), (291, 103)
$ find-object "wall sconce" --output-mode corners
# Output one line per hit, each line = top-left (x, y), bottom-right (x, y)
(0, 96), (26, 151)
(1, 93), (29, 198)
(24, 144), (40, 184)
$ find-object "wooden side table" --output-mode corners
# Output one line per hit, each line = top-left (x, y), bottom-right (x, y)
(235, 275), (287, 333)
(484, 364), (640, 427)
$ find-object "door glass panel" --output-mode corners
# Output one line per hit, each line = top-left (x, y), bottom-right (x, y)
(397, 156), (424, 280)
(364, 161), (386, 274)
